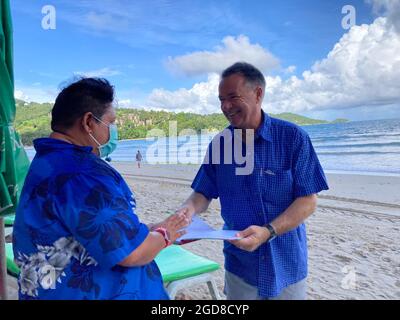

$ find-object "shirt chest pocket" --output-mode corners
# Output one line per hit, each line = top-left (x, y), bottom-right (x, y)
(258, 168), (294, 202)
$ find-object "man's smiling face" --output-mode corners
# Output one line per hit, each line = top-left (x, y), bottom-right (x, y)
(218, 73), (263, 130)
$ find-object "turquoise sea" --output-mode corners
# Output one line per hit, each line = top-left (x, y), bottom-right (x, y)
(24, 118), (400, 176)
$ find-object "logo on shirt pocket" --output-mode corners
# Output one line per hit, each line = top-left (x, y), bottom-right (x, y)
(259, 168), (293, 200)
(263, 169), (276, 176)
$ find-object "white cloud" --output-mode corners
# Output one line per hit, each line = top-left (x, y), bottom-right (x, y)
(144, 17), (400, 116)
(263, 17), (400, 113)
(284, 65), (296, 74)
(146, 74), (220, 114)
(14, 86), (57, 103)
(74, 67), (122, 78)
(166, 35), (280, 77)
(117, 99), (133, 108)
(83, 11), (130, 33)
(55, 1), (245, 49)
(366, 0), (400, 31)
(14, 90), (29, 101)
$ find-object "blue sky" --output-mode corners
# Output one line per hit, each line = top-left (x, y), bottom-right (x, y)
(10, 0), (400, 121)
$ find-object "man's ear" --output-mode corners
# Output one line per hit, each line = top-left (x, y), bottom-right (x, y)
(255, 86), (264, 105)
(81, 112), (95, 134)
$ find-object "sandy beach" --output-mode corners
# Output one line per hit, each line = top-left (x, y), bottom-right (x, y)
(6, 162), (400, 300)
(113, 162), (400, 300)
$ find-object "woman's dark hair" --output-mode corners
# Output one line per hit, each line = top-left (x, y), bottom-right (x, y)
(51, 77), (114, 131)
(221, 62), (266, 89)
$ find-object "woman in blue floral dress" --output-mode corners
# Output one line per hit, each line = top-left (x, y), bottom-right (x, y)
(12, 78), (188, 300)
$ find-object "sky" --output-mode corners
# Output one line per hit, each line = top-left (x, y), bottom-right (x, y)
(10, 0), (400, 121)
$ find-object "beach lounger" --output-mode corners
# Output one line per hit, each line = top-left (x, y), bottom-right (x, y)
(155, 244), (221, 299)
(4, 215), (15, 227)
(5, 243), (19, 276)
(5, 243), (222, 299)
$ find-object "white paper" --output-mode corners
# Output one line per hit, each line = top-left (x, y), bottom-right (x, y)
(176, 216), (242, 242)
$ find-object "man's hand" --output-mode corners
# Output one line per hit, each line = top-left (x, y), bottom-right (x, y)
(229, 225), (270, 252)
(175, 204), (196, 222)
(175, 192), (211, 222)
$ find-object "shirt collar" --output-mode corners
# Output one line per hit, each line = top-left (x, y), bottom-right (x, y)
(227, 110), (272, 142)
(33, 138), (93, 154)
(255, 110), (273, 142)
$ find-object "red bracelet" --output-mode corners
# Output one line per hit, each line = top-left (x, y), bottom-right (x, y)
(154, 227), (172, 248)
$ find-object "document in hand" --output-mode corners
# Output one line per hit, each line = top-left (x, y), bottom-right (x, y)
(175, 216), (242, 244)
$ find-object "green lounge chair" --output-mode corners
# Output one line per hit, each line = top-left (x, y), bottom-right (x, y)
(5, 243), (19, 276)
(4, 215), (14, 227)
(155, 244), (221, 299)
(6, 243), (221, 299)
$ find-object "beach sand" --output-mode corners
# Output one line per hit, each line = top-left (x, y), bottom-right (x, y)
(6, 162), (400, 300)
(112, 162), (400, 300)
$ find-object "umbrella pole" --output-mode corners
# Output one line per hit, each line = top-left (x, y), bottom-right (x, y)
(0, 218), (8, 300)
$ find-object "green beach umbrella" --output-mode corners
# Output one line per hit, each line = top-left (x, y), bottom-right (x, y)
(0, 0), (30, 300)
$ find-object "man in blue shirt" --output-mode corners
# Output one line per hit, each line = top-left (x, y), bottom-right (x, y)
(176, 62), (329, 299)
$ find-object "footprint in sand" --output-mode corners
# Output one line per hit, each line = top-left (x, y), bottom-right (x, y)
(359, 282), (370, 289)
(330, 236), (346, 244)
(334, 254), (353, 264)
(353, 250), (368, 259)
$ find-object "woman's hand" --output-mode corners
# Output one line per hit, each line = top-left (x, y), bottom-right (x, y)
(156, 212), (190, 243)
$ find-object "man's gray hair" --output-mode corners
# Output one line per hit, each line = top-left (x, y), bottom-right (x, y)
(221, 62), (266, 89)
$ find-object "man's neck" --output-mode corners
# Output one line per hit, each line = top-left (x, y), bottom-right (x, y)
(49, 131), (87, 147)
(50, 131), (99, 156)
(240, 110), (263, 141)
(253, 109), (264, 131)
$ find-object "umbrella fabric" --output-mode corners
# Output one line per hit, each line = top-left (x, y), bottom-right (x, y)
(0, 0), (30, 218)
(0, 0), (30, 300)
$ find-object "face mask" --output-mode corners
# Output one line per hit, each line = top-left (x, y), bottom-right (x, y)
(89, 116), (118, 161)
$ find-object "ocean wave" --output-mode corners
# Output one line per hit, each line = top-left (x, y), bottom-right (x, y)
(313, 141), (400, 149)
(317, 151), (399, 156)
(311, 132), (400, 142)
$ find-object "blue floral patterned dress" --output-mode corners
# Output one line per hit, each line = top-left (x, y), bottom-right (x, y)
(13, 138), (169, 300)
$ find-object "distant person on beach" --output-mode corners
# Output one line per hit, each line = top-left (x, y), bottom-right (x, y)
(176, 62), (329, 300)
(13, 77), (189, 300)
(136, 150), (143, 168)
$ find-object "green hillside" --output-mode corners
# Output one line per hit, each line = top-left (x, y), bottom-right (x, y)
(15, 100), (347, 146)
(15, 100), (53, 145)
